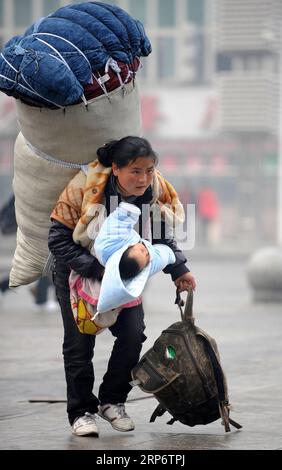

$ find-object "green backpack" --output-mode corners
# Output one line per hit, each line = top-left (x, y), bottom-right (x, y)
(131, 289), (242, 432)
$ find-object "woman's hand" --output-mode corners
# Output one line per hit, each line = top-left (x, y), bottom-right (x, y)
(174, 272), (196, 292)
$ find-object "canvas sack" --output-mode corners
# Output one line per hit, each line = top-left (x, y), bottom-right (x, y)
(10, 81), (141, 287)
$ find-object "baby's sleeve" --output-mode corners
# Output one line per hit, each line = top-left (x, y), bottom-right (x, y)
(149, 244), (176, 277)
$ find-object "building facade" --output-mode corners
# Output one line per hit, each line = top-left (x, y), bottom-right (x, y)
(0, 0), (212, 85)
(213, 0), (282, 244)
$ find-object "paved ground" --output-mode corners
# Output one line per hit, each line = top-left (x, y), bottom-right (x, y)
(0, 246), (282, 451)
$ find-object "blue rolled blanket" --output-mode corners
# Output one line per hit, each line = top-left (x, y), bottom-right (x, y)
(0, 1), (151, 107)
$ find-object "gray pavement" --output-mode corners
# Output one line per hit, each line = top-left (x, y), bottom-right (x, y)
(0, 253), (282, 450)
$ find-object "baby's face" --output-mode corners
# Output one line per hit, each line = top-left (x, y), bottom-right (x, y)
(128, 242), (150, 270)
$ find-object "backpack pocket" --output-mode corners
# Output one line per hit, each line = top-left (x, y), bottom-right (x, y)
(131, 355), (181, 394)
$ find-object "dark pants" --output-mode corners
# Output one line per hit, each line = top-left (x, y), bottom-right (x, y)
(0, 277), (9, 293)
(35, 276), (52, 305)
(53, 265), (146, 425)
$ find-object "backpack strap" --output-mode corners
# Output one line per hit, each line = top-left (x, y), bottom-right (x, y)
(175, 288), (195, 323)
(150, 404), (166, 423)
(184, 288), (194, 321)
(166, 417), (177, 425)
(150, 403), (190, 426)
(204, 339), (243, 432)
(175, 288), (184, 319)
(219, 402), (242, 431)
(228, 417), (243, 430)
(219, 402), (231, 432)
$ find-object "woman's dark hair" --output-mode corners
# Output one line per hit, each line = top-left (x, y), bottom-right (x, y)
(119, 247), (142, 280)
(97, 136), (158, 168)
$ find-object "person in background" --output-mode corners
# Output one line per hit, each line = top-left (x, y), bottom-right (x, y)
(0, 194), (16, 300)
(0, 193), (57, 310)
(197, 186), (220, 246)
(29, 276), (58, 312)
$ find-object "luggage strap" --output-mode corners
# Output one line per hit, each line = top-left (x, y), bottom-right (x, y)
(219, 402), (242, 432)
(150, 404), (166, 423)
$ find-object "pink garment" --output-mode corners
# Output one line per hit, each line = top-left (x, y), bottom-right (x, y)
(69, 271), (142, 310)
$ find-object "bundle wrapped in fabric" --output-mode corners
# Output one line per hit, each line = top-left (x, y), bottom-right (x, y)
(0, 1), (151, 107)
(0, 2), (151, 287)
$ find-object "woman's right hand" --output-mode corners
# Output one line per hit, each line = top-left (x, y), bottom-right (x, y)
(174, 272), (196, 292)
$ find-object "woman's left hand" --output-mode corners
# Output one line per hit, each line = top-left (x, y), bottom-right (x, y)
(174, 272), (196, 292)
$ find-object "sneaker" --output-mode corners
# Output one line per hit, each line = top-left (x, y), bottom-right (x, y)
(44, 299), (59, 312)
(72, 412), (99, 437)
(98, 403), (135, 432)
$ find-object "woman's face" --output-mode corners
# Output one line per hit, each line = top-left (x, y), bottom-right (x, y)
(112, 156), (155, 196)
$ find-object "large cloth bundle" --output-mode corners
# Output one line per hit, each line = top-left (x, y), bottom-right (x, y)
(0, 2), (151, 287)
(10, 81), (141, 287)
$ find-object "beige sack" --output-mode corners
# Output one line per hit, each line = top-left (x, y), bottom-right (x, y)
(10, 81), (141, 287)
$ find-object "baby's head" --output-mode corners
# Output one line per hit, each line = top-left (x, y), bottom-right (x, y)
(119, 242), (150, 280)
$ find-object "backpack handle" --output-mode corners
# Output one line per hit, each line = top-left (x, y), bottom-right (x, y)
(175, 287), (195, 323)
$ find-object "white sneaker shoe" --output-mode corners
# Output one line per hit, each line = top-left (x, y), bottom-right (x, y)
(45, 299), (59, 311)
(72, 412), (99, 436)
(98, 403), (135, 432)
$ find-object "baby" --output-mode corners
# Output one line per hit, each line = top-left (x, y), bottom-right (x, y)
(119, 241), (150, 280)
(69, 202), (175, 334)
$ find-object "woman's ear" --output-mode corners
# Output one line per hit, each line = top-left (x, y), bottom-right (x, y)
(112, 163), (119, 176)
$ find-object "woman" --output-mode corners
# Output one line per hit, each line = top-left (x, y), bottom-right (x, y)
(48, 136), (196, 437)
